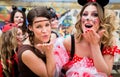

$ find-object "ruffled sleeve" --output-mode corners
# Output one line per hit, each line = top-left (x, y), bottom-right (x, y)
(102, 46), (120, 56)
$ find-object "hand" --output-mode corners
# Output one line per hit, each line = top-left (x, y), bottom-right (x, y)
(83, 29), (105, 45)
(35, 42), (53, 56)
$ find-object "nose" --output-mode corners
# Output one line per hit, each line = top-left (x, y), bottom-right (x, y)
(86, 15), (92, 21)
(41, 27), (47, 33)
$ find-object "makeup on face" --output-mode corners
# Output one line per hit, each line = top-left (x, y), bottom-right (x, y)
(81, 5), (100, 32)
(14, 12), (24, 26)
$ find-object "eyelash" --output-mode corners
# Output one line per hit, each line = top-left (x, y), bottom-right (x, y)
(82, 13), (98, 17)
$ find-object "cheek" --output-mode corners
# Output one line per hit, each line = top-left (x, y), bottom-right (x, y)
(14, 18), (18, 23)
(93, 18), (100, 25)
(81, 17), (86, 23)
(94, 19), (100, 31)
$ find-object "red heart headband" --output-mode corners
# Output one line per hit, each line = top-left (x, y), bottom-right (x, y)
(2, 23), (17, 32)
(78, 0), (109, 7)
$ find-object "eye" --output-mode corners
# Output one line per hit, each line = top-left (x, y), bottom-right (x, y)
(92, 13), (98, 17)
(45, 23), (50, 27)
(36, 25), (42, 28)
(51, 18), (55, 22)
(82, 13), (88, 16)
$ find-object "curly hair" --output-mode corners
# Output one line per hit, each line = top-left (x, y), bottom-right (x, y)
(75, 2), (116, 47)
(0, 27), (18, 77)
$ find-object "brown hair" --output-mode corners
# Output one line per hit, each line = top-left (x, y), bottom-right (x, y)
(27, 6), (52, 45)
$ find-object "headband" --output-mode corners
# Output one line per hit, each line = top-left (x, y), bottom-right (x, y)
(78, 0), (109, 7)
(12, 5), (26, 12)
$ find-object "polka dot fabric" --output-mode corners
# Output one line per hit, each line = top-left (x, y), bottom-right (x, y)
(102, 46), (120, 56)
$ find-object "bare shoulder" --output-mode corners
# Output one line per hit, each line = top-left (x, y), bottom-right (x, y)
(21, 50), (41, 64)
(22, 50), (35, 61)
(63, 35), (71, 52)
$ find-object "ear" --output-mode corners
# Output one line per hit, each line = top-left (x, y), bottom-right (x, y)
(22, 8), (26, 12)
(12, 5), (17, 10)
(28, 25), (33, 31)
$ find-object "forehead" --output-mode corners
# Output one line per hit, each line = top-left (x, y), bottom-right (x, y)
(14, 11), (23, 16)
(83, 5), (97, 12)
(33, 17), (49, 24)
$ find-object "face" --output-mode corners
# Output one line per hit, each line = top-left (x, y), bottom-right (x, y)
(81, 5), (100, 33)
(16, 28), (23, 46)
(14, 11), (24, 27)
(51, 18), (59, 29)
(30, 17), (51, 43)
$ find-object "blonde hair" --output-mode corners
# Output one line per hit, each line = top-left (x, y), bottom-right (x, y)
(0, 27), (18, 76)
(75, 2), (116, 47)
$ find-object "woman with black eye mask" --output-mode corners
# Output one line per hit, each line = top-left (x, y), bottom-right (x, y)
(53, 0), (120, 77)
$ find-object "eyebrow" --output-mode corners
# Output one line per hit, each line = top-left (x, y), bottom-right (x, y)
(34, 19), (49, 23)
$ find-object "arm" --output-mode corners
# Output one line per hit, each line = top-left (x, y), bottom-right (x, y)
(90, 44), (114, 76)
(35, 43), (56, 77)
(83, 30), (114, 76)
(46, 51), (55, 77)
(22, 50), (48, 77)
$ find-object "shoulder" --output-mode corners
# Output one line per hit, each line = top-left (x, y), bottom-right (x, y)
(63, 35), (71, 52)
(22, 49), (35, 59)
(18, 45), (33, 57)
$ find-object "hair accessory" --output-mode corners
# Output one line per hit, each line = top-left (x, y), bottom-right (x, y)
(12, 5), (17, 10)
(2, 23), (17, 32)
(88, 0), (96, 2)
(22, 8), (26, 12)
(12, 5), (26, 12)
(47, 7), (58, 19)
(78, 0), (109, 7)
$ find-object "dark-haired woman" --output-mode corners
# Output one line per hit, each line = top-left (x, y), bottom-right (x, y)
(18, 6), (55, 77)
(10, 6), (28, 43)
(53, 0), (120, 77)
(47, 7), (59, 41)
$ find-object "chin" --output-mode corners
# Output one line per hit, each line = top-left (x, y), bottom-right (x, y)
(43, 39), (50, 43)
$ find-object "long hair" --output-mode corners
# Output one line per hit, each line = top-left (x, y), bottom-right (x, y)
(75, 2), (116, 47)
(10, 9), (27, 34)
(0, 27), (18, 77)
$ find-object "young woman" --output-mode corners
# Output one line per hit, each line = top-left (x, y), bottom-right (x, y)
(47, 7), (59, 41)
(0, 23), (19, 77)
(10, 6), (28, 42)
(18, 6), (55, 77)
(54, 0), (120, 77)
